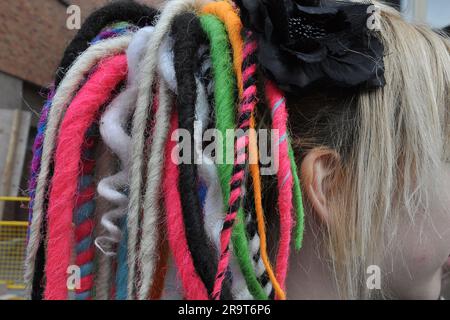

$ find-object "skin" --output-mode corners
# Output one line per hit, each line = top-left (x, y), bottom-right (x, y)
(287, 149), (450, 300)
(385, 163), (450, 299)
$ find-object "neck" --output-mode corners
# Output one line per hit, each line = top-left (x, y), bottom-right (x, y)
(286, 220), (340, 300)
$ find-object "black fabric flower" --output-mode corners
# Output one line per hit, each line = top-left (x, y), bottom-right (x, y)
(235, 0), (386, 93)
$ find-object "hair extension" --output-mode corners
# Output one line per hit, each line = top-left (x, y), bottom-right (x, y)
(44, 55), (128, 300)
(163, 112), (209, 300)
(27, 21), (132, 221)
(27, 23), (137, 300)
(30, 16), (146, 253)
(172, 12), (233, 300)
(28, 89), (54, 300)
(199, 14), (268, 300)
(246, 129), (277, 297)
(73, 128), (98, 300)
(195, 59), (253, 300)
(127, 0), (206, 299)
(55, 0), (157, 86)
(156, 23), (251, 299)
(158, 36), (210, 216)
(289, 144), (305, 250)
(73, 24), (139, 301)
(199, 37), (253, 301)
(31, 29), (142, 254)
(196, 53), (252, 299)
(201, 1), (272, 300)
(264, 80), (294, 294)
(199, 165), (253, 300)
(242, 31), (285, 299)
(25, 35), (132, 299)
(29, 23), (135, 212)
(240, 31), (283, 299)
(157, 28), (250, 299)
(137, 80), (173, 299)
(28, 88), (54, 239)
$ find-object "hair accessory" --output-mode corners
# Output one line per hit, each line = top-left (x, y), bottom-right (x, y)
(235, 0), (385, 92)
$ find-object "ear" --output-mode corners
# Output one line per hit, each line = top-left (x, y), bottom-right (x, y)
(300, 148), (340, 224)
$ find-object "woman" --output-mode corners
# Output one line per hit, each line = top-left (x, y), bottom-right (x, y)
(26, 0), (450, 300)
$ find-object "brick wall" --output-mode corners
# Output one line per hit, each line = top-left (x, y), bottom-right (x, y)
(0, 0), (163, 87)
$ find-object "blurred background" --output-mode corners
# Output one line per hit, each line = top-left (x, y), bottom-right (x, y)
(0, 0), (448, 299)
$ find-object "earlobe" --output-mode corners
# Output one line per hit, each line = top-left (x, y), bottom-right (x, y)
(300, 149), (340, 224)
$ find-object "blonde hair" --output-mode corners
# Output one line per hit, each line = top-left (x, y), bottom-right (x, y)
(288, 3), (450, 299)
